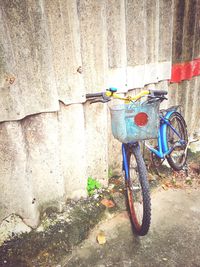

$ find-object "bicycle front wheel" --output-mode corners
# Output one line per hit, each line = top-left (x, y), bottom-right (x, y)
(166, 112), (188, 171)
(124, 143), (151, 236)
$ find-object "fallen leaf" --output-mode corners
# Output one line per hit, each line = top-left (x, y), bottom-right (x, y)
(108, 184), (115, 190)
(185, 177), (192, 185)
(174, 182), (183, 189)
(162, 184), (168, 190)
(148, 174), (156, 181)
(166, 181), (173, 187)
(100, 198), (115, 208)
(162, 180), (174, 190)
(171, 178), (176, 184)
(112, 179), (123, 186)
(97, 231), (106, 245)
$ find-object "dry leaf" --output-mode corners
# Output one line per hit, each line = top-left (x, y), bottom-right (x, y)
(148, 173), (156, 181)
(162, 184), (168, 190)
(97, 231), (106, 245)
(108, 184), (115, 190)
(100, 198), (115, 208)
(174, 182), (183, 189)
(162, 180), (174, 190)
(42, 252), (49, 257)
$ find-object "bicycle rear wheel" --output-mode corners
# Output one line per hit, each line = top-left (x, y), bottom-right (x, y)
(124, 143), (151, 236)
(166, 112), (188, 171)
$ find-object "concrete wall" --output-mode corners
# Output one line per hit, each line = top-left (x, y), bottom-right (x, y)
(0, 0), (199, 228)
(169, 0), (200, 137)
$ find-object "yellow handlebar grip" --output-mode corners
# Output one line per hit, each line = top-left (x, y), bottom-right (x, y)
(105, 90), (150, 102)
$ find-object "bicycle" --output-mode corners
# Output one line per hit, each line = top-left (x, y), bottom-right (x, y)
(86, 88), (188, 236)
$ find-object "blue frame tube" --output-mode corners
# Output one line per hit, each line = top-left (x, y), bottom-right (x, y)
(148, 130), (165, 158)
(122, 144), (129, 181)
(147, 110), (184, 159)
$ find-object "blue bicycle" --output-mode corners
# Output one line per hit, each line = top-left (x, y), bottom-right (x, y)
(86, 88), (188, 236)
(146, 107), (188, 171)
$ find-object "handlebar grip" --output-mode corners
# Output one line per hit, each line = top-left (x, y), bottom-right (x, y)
(150, 90), (168, 96)
(86, 92), (103, 98)
(108, 87), (118, 93)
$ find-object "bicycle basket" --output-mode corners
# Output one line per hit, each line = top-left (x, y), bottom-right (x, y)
(109, 101), (160, 143)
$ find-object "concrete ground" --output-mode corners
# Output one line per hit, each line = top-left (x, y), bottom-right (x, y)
(1, 153), (200, 266)
(62, 188), (200, 267)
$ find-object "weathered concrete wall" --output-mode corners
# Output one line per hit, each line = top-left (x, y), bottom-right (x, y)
(0, 0), (199, 228)
(168, 76), (200, 138)
(172, 0), (199, 63)
(0, 0), (59, 121)
(169, 0), (200, 137)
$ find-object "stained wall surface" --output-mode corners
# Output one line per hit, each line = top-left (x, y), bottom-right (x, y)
(0, 0), (199, 227)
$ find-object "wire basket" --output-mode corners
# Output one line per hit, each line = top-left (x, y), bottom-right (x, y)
(109, 101), (160, 143)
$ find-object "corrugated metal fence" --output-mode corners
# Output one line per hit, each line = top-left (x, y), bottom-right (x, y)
(0, 0), (199, 227)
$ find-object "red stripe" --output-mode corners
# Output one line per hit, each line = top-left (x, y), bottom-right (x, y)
(170, 58), (200, 83)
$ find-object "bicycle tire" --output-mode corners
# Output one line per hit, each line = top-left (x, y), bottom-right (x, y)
(166, 112), (188, 171)
(124, 143), (151, 236)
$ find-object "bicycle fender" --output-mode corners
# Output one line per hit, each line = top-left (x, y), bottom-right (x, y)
(160, 110), (176, 154)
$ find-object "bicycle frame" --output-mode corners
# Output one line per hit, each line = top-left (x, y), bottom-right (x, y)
(122, 143), (137, 182)
(145, 109), (186, 159)
(122, 144), (129, 181)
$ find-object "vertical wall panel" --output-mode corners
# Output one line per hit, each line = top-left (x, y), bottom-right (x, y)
(0, 121), (40, 228)
(106, 0), (127, 91)
(77, 0), (109, 187)
(45, 0), (85, 104)
(59, 103), (87, 199)
(182, 0), (197, 61)
(21, 113), (64, 209)
(126, 0), (146, 66)
(158, 0), (173, 62)
(172, 0), (186, 63)
(169, 76), (200, 138)
(107, 0), (126, 68)
(190, 77), (200, 136)
(145, 0), (158, 64)
(168, 83), (178, 106)
(77, 0), (108, 93)
(157, 0), (173, 80)
(184, 79), (196, 133)
(126, 0), (172, 89)
(126, 0), (146, 88)
(193, 0), (200, 58)
(144, 0), (159, 84)
(170, 0), (200, 138)
(84, 103), (108, 186)
(0, 0), (59, 121)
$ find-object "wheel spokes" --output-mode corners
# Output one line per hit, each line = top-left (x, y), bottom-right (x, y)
(168, 117), (186, 165)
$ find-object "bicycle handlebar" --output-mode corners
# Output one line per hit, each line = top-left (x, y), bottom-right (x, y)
(86, 88), (168, 103)
(86, 92), (104, 98)
(149, 90), (168, 96)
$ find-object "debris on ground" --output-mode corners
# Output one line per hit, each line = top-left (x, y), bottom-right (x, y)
(96, 230), (106, 245)
(0, 149), (199, 266)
